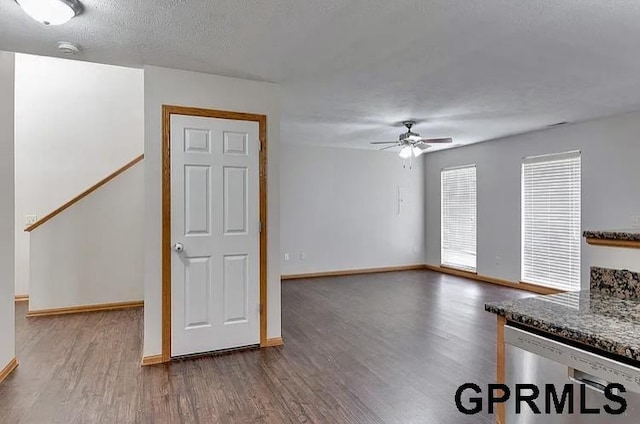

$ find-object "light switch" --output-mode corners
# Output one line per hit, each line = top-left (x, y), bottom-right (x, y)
(25, 215), (37, 226)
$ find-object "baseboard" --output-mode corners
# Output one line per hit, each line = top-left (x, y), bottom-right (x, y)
(14, 294), (29, 303)
(283, 263), (561, 295)
(281, 264), (427, 280)
(141, 354), (165, 366)
(423, 264), (563, 295)
(27, 300), (144, 317)
(262, 337), (284, 347)
(0, 358), (18, 385)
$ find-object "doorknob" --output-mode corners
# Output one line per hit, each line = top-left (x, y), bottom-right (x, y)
(174, 242), (184, 252)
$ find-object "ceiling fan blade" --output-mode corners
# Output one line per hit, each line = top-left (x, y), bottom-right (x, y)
(379, 144), (400, 151)
(370, 141), (400, 144)
(414, 144), (431, 151)
(421, 137), (453, 144)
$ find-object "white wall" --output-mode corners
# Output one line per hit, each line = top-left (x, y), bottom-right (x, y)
(280, 144), (425, 275)
(0, 51), (16, 371)
(583, 246), (640, 275)
(14, 54), (144, 296)
(143, 66), (281, 356)
(29, 162), (144, 311)
(425, 111), (640, 288)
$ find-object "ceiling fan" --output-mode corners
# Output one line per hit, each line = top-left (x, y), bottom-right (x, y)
(371, 121), (453, 160)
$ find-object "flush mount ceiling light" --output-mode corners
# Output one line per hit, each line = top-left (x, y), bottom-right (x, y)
(16, 0), (83, 25)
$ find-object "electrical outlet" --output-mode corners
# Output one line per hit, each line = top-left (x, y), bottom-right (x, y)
(496, 256), (502, 266)
(299, 252), (306, 260)
(632, 216), (640, 228)
(25, 215), (37, 226)
(284, 253), (290, 261)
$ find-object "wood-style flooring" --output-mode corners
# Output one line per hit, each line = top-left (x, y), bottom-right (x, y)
(0, 270), (531, 423)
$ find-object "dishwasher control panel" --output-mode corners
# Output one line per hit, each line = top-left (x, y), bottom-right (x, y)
(504, 325), (640, 394)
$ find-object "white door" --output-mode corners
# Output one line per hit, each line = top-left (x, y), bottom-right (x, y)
(171, 114), (260, 357)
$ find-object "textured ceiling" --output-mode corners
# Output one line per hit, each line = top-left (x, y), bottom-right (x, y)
(3, 0), (640, 151)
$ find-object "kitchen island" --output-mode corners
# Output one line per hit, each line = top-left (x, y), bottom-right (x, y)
(486, 289), (640, 362)
(485, 267), (640, 423)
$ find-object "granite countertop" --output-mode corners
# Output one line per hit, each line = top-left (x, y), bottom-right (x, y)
(485, 290), (640, 361)
(583, 229), (640, 241)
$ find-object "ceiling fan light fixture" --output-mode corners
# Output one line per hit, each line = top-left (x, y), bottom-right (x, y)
(399, 145), (412, 159)
(412, 145), (425, 157)
(16, 0), (82, 25)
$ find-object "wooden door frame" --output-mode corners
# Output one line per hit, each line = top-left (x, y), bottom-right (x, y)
(161, 105), (268, 362)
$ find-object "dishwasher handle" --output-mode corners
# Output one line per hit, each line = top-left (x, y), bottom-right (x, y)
(569, 368), (611, 394)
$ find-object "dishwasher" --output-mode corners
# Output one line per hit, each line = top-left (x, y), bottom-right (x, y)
(504, 324), (640, 423)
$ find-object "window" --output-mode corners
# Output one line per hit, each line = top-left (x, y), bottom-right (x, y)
(522, 151), (581, 291)
(441, 165), (477, 272)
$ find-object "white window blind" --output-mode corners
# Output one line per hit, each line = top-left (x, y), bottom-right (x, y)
(522, 151), (581, 291)
(441, 165), (477, 272)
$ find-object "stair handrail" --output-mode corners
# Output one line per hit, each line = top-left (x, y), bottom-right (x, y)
(24, 154), (144, 232)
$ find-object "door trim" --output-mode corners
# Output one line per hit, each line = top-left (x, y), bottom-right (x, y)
(161, 105), (268, 362)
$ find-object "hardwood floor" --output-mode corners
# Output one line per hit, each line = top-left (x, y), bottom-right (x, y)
(0, 270), (532, 423)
